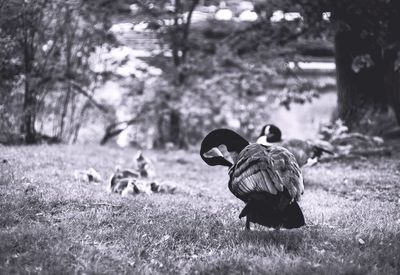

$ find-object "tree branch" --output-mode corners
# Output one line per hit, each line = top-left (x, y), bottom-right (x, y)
(100, 116), (141, 145)
(32, 74), (109, 113)
(182, 0), (199, 57)
(69, 81), (109, 113)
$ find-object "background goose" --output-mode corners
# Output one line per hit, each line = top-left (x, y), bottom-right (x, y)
(200, 129), (305, 230)
(109, 167), (140, 194)
(74, 168), (102, 183)
(109, 167), (174, 195)
(133, 151), (155, 178)
(257, 124), (333, 167)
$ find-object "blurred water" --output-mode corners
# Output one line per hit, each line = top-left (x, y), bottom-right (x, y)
(268, 91), (336, 140)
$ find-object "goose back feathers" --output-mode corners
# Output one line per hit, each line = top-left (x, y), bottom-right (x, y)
(229, 143), (304, 202)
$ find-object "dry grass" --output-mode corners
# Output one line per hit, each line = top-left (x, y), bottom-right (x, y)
(0, 144), (400, 274)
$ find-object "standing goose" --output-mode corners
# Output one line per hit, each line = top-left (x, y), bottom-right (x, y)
(257, 124), (333, 167)
(200, 129), (305, 230)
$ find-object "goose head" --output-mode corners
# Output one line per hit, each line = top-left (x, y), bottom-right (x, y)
(257, 124), (282, 145)
(200, 128), (249, 167)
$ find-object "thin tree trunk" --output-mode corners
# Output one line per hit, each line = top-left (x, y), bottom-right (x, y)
(59, 8), (74, 140)
(70, 101), (90, 144)
(59, 85), (71, 139)
(21, 80), (37, 144)
(20, 6), (37, 144)
(154, 108), (187, 149)
(67, 93), (77, 143)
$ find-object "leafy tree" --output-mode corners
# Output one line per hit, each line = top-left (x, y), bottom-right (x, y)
(111, 0), (202, 148)
(0, 0), (114, 144)
(100, 0), (324, 147)
(98, 0), (400, 147)
(253, 0), (400, 133)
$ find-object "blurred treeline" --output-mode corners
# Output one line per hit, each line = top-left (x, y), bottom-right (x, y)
(1, 0), (400, 148)
(0, 0), (116, 144)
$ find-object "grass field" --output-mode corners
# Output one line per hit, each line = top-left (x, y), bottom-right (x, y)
(1, 145), (400, 274)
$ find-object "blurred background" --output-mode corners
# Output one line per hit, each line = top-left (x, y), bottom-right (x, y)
(1, 0), (399, 148)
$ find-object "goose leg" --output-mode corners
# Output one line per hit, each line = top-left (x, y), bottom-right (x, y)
(245, 216), (250, 230)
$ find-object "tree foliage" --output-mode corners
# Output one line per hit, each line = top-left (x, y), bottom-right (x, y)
(3, 0), (399, 146)
(0, 0), (115, 144)
(255, 0), (400, 133)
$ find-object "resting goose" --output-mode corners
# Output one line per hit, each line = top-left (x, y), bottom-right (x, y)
(109, 167), (140, 194)
(200, 129), (305, 230)
(74, 168), (102, 183)
(257, 124), (333, 167)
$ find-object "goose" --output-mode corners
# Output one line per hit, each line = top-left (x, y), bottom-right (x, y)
(200, 129), (305, 230)
(133, 151), (155, 178)
(109, 167), (140, 194)
(109, 167), (155, 195)
(150, 181), (177, 194)
(257, 124), (333, 167)
(74, 168), (102, 183)
(122, 179), (152, 196)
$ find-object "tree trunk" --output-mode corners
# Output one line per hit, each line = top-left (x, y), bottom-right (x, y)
(334, 29), (389, 133)
(59, 88), (70, 139)
(21, 79), (37, 144)
(20, 11), (37, 144)
(154, 108), (187, 149)
(70, 101), (90, 144)
(383, 49), (400, 124)
(60, 24), (73, 140)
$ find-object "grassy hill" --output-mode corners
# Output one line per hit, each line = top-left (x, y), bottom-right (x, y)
(1, 145), (399, 274)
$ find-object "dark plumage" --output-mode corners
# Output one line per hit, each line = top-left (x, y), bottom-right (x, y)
(200, 129), (305, 230)
(257, 124), (333, 167)
(280, 139), (333, 167)
(259, 124), (282, 143)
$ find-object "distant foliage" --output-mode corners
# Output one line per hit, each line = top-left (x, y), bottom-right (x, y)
(99, 0), (333, 147)
(256, 0), (400, 131)
(319, 119), (390, 157)
(0, 0), (116, 144)
(351, 54), (374, 73)
(147, 44), (323, 145)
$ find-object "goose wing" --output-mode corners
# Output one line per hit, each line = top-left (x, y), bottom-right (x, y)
(229, 143), (304, 202)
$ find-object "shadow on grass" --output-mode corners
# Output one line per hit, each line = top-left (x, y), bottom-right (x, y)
(238, 229), (305, 252)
